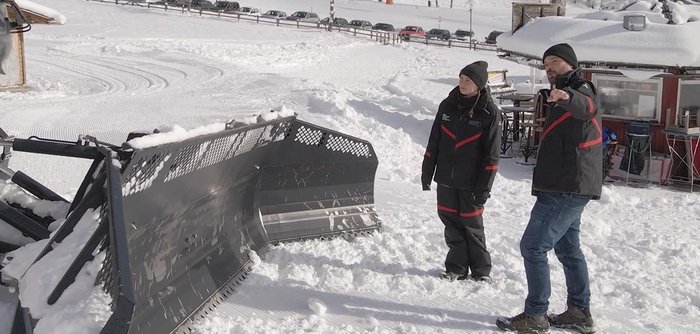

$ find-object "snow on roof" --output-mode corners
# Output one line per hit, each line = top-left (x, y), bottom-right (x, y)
(498, 15), (700, 69)
(583, 0), (700, 24)
(498, 0), (700, 69)
(15, 0), (67, 25)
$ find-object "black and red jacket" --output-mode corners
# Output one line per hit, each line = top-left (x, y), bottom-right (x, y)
(533, 70), (603, 199)
(422, 86), (501, 193)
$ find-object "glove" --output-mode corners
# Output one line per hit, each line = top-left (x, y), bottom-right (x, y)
(471, 192), (490, 205)
(421, 173), (432, 191)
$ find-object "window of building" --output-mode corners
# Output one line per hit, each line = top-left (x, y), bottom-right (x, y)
(678, 80), (700, 115)
(592, 74), (663, 121)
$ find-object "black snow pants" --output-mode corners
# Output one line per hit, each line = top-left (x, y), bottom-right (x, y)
(437, 184), (492, 277)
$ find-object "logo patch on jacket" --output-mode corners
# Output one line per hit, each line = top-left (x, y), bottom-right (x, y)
(442, 114), (451, 122)
(468, 120), (481, 127)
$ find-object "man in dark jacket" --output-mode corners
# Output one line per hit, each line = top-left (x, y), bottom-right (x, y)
(422, 61), (501, 282)
(497, 44), (600, 334)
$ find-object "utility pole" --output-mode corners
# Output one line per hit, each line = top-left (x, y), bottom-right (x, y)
(469, 3), (473, 50)
(329, 0), (335, 32)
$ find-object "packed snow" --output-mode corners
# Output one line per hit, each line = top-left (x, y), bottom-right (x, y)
(1, 0), (699, 333)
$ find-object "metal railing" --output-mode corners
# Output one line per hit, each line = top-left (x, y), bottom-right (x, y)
(399, 35), (498, 51)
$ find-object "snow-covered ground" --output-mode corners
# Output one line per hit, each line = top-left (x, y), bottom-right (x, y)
(1, 0), (699, 333)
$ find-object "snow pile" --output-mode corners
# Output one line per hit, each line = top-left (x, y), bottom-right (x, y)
(307, 298), (328, 316)
(585, 0), (700, 24)
(125, 123), (226, 149)
(234, 105), (297, 125)
(126, 108), (295, 149)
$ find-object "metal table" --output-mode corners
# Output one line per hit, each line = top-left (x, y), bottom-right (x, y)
(662, 129), (700, 191)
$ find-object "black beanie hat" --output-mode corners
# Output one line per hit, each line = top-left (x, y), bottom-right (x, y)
(543, 43), (578, 68)
(459, 61), (488, 90)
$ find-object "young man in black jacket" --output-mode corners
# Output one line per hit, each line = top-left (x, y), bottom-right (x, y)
(497, 44), (600, 334)
(421, 61), (501, 282)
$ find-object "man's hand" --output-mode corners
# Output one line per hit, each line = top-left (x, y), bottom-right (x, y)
(471, 192), (490, 205)
(547, 89), (570, 103)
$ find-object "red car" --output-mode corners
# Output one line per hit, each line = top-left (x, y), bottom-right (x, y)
(398, 26), (425, 41)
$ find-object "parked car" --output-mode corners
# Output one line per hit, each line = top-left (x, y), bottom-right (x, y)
(191, 0), (216, 10)
(285, 11), (320, 23)
(320, 17), (349, 27)
(398, 25), (425, 40)
(261, 10), (286, 19)
(485, 30), (504, 44)
(212, 1), (239, 12)
(158, 0), (189, 5)
(453, 29), (474, 40)
(348, 20), (373, 29)
(372, 23), (395, 32)
(426, 28), (451, 40)
(235, 6), (260, 16)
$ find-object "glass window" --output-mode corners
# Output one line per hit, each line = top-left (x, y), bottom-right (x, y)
(592, 74), (662, 121)
(678, 80), (700, 114)
(678, 80), (700, 127)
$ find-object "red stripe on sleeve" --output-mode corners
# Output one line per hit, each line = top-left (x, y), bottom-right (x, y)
(585, 96), (595, 114)
(579, 137), (602, 148)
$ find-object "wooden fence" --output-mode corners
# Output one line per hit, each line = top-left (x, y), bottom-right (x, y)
(91, 0), (499, 51)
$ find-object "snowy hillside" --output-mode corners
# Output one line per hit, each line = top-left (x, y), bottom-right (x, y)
(1, 0), (699, 333)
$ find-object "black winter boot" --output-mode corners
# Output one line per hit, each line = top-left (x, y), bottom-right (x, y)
(496, 312), (550, 333)
(439, 270), (469, 281)
(547, 307), (595, 334)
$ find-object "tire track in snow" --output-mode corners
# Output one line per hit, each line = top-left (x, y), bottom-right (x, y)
(3, 47), (235, 142)
(25, 49), (227, 100)
(27, 53), (131, 96)
(48, 53), (169, 93)
(27, 57), (121, 96)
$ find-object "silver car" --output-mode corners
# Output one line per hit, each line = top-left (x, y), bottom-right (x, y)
(235, 6), (260, 16)
(261, 10), (286, 19)
(348, 20), (372, 29)
(285, 11), (320, 23)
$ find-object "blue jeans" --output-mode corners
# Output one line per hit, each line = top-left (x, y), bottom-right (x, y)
(520, 192), (592, 316)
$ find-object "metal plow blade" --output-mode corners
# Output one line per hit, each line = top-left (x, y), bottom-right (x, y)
(3, 115), (380, 334)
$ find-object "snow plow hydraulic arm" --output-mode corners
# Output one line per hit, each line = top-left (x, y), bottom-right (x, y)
(1, 135), (113, 160)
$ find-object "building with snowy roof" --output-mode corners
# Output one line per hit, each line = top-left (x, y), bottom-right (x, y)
(497, 1), (700, 187)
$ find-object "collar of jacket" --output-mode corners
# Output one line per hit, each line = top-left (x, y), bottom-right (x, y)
(447, 86), (490, 114)
(554, 67), (582, 89)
